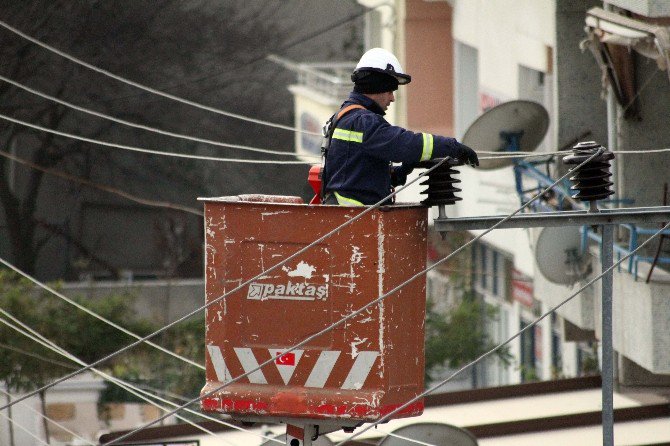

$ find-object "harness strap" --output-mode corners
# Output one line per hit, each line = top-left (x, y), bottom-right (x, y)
(337, 104), (366, 120)
(320, 104), (367, 201)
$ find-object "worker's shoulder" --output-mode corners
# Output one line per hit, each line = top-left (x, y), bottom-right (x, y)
(345, 107), (384, 126)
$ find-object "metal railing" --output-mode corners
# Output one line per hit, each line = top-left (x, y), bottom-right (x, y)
(515, 159), (670, 280)
(296, 62), (355, 99)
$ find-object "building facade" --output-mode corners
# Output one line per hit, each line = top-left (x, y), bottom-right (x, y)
(350, 0), (670, 391)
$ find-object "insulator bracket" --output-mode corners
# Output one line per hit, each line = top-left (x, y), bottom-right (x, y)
(563, 141), (615, 203)
(417, 157), (463, 206)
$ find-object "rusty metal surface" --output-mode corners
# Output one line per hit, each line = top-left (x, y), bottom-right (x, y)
(200, 196), (428, 423)
(198, 194), (305, 204)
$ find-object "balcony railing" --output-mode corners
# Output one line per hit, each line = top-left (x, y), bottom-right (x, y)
(268, 54), (355, 99)
(515, 158), (670, 281)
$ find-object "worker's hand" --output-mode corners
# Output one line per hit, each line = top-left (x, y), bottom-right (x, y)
(391, 162), (414, 186)
(456, 143), (479, 167)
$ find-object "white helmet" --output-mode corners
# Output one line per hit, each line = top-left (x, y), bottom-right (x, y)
(352, 48), (411, 85)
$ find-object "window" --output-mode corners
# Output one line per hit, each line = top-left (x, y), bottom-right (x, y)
(551, 313), (562, 376)
(480, 244), (487, 289)
(520, 320), (537, 382)
(518, 64), (553, 152)
(492, 250), (499, 296)
(473, 242), (510, 300)
(454, 42), (479, 139)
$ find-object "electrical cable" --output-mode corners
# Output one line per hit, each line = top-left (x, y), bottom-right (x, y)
(478, 68), (662, 162)
(1, 149), (642, 444)
(0, 113), (312, 164)
(611, 148), (670, 154)
(481, 148), (670, 157)
(477, 150), (541, 156)
(0, 342), (78, 370)
(0, 410), (51, 446)
(0, 310), (285, 445)
(1, 27), (662, 446)
(1, 148), (635, 444)
(1, 318), (432, 445)
(63, 4), (374, 109)
(0, 149), (204, 216)
(383, 432), (436, 446)
(11, 107), (666, 167)
(5, 104), (668, 170)
(0, 387), (95, 446)
(0, 74), (318, 159)
(165, 7), (373, 93)
(0, 157), (450, 414)
(0, 19), (320, 136)
(133, 383), (192, 403)
(0, 145), (637, 445)
(97, 152), (603, 445)
(0, 315), (228, 441)
(336, 217), (670, 445)
(2, 7), (659, 441)
(0, 257), (205, 370)
(0, 312), (221, 442)
(476, 148), (670, 159)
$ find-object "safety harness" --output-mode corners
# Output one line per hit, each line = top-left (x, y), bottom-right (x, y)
(319, 104), (367, 202)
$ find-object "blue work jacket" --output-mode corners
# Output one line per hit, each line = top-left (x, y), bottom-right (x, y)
(323, 92), (465, 205)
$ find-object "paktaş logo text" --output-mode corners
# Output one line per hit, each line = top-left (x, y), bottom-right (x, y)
(246, 281), (328, 301)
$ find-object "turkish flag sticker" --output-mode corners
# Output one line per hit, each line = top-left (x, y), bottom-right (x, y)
(275, 352), (295, 366)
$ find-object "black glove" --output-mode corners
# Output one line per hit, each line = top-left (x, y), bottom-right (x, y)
(456, 143), (479, 167)
(391, 162), (414, 186)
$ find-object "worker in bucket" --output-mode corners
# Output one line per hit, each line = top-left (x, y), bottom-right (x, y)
(321, 48), (479, 206)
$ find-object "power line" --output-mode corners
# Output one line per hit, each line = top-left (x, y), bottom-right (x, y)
(611, 148), (670, 154)
(8, 108), (668, 168)
(0, 74), (318, 159)
(0, 145), (656, 444)
(0, 158), (450, 415)
(7, 79), (668, 167)
(0, 150), (628, 445)
(337, 217), (670, 445)
(0, 307), (431, 445)
(0, 149), (204, 216)
(76, 5), (373, 107)
(0, 310), (284, 445)
(0, 386), (95, 446)
(97, 152), (604, 445)
(2, 144), (659, 444)
(475, 148), (670, 160)
(0, 342), (78, 370)
(0, 19), (319, 136)
(0, 151), (597, 444)
(0, 312), (220, 441)
(0, 256), (205, 370)
(0, 113), (313, 164)
(173, 8), (371, 91)
(0, 410), (50, 446)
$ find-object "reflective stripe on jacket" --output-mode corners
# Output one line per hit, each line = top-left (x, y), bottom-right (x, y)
(323, 92), (464, 205)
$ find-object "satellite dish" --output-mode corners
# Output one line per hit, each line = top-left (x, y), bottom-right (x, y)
(260, 433), (334, 446)
(535, 227), (591, 285)
(378, 422), (478, 446)
(462, 100), (549, 170)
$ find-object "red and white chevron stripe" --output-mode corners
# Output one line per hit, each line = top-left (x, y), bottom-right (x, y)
(206, 345), (379, 390)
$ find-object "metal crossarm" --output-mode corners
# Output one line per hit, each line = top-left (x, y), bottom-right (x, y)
(434, 206), (670, 231)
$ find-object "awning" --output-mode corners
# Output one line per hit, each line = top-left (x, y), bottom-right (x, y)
(582, 7), (670, 118)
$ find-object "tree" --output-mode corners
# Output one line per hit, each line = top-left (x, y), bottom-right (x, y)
(0, 0), (364, 280)
(423, 230), (511, 385)
(0, 268), (155, 442)
(98, 316), (205, 422)
(425, 294), (510, 384)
